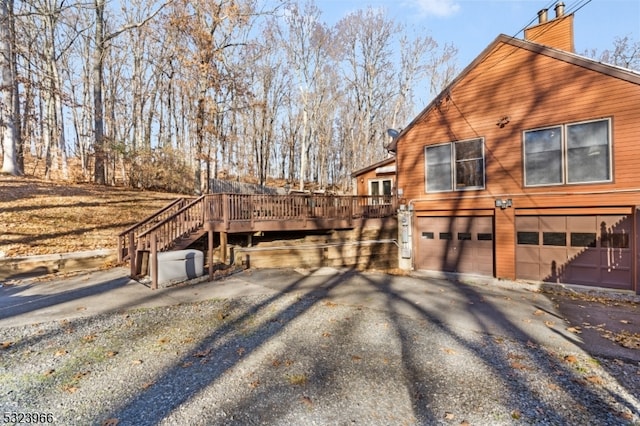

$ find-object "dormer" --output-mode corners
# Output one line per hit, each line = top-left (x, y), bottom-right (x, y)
(524, 2), (574, 52)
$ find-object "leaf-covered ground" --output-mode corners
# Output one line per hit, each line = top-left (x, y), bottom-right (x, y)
(0, 175), (184, 257)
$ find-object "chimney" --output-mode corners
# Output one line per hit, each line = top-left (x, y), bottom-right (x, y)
(524, 2), (574, 52)
(537, 9), (548, 24)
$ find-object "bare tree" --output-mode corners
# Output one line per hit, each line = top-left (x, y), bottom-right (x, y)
(601, 36), (639, 71)
(92, 0), (166, 184)
(276, 1), (331, 190)
(0, 0), (19, 175)
(334, 7), (399, 174)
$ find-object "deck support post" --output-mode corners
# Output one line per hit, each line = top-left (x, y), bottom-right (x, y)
(150, 233), (158, 290)
(208, 228), (214, 280)
(631, 206), (640, 295)
(220, 232), (228, 264)
(129, 232), (136, 277)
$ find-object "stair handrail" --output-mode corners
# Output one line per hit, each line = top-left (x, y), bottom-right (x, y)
(136, 194), (223, 253)
(117, 197), (194, 262)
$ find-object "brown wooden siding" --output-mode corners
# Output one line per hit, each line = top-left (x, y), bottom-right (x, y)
(396, 38), (640, 288)
(524, 14), (574, 52)
(354, 167), (395, 197)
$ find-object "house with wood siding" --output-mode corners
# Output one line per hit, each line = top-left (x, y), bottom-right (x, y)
(391, 3), (640, 294)
(351, 157), (396, 197)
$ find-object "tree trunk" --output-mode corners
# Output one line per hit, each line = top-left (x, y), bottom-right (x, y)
(93, 0), (106, 184)
(0, 0), (19, 175)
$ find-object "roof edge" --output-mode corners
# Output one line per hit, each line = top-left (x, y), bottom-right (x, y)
(392, 34), (640, 149)
(351, 156), (396, 178)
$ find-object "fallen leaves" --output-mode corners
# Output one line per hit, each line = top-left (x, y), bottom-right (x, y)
(193, 348), (212, 358)
(0, 176), (180, 257)
(585, 375), (603, 385)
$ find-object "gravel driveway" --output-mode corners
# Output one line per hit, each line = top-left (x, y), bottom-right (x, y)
(1, 268), (639, 425)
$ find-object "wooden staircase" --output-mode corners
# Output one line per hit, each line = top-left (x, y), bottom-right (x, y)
(117, 195), (208, 279)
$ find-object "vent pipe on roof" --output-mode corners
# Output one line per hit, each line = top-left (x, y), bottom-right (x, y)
(555, 2), (565, 18)
(537, 8), (548, 23)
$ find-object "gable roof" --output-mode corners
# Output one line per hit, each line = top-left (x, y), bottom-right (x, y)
(388, 34), (640, 152)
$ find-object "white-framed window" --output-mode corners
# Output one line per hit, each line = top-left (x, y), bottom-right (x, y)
(523, 118), (612, 187)
(369, 178), (392, 204)
(425, 138), (485, 192)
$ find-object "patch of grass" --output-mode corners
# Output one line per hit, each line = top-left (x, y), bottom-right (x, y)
(287, 373), (308, 386)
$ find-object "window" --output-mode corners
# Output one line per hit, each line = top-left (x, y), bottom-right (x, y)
(543, 232), (566, 246)
(524, 118), (611, 186)
(369, 179), (393, 204)
(517, 232), (539, 245)
(426, 144), (452, 192)
(425, 138), (484, 192)
(523, 127), (562, 185)
(567, 120), (610, 183)
(571, 233), (597, 248)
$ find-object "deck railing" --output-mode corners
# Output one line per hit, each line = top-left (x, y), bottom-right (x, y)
(137, 196), (210, 254)
(216, 193), (395, 224)
(124, 193), (397, 288)
(117, 197), (194, 263)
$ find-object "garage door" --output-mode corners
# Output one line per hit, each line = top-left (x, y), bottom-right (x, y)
(516, 215), (632, 290)
(415, 216), (494, 276)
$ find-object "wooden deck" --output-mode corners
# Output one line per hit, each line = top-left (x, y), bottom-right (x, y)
(118, 193), (397, 288)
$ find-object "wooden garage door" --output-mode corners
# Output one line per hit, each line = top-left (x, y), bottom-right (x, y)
(516, 215), (632, 290)
(415, 216), (494, 276)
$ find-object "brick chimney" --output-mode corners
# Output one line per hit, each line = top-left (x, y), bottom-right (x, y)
(524, 2), (574, 52)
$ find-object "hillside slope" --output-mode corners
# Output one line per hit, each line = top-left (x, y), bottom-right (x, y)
(0, 176), (184, 258)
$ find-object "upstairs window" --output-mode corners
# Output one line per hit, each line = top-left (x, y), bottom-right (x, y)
(524, 118), (611, 187)
(425, 138), (485, 192)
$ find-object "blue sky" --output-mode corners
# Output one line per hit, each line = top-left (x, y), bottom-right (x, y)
(318, 0), (640, 70)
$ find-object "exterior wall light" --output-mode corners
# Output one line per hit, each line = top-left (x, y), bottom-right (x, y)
(495, 199), (513, 209)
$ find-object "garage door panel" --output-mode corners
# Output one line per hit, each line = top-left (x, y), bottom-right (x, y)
(540, 216), (566, 231)
(517, 263), (541, 280)
(567, 216), (596, 231)
(516, 215), (632, 290)
(599, 250), (632, 268)
(539, 248), (567, 264)
(567, 264), (600, 285)
(601, 269), (633, 289)
(416, 216), (494, 276)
